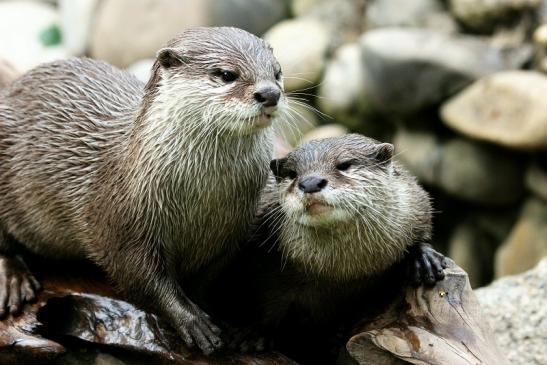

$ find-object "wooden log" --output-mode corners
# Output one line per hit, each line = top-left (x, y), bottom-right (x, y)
(343, 259), (510, 365)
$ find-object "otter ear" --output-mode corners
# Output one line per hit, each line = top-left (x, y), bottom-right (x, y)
(270, 158), (288, 180)
(157, 48), (188, 69)
(373, 143), (394, 165)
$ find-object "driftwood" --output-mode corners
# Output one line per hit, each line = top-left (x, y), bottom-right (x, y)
(341, 259), (510, 365)
(0, 258), (508, 365)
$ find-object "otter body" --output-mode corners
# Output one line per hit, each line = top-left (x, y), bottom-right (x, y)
(212, 134), (446, 361)
(0, 27), (286, 353)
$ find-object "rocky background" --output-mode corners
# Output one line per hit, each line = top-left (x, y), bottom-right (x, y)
(0, 0), (545, 363)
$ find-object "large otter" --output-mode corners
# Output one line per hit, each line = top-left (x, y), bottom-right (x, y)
(0, 27), (286, 353)
(211, 134), (446, 362)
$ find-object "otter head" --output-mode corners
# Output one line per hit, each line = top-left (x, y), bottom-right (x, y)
(149, 27), (286, 136)
(271, 134), (396, 228)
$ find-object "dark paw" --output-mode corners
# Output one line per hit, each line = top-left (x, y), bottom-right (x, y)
(224, 325), (273, 354)
(407, 244), (448, 287)
(177, 306), (223, 355)
(0, 255), (41, 318)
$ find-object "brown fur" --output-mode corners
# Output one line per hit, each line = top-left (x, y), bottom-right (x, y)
(0, 27), (285, 353)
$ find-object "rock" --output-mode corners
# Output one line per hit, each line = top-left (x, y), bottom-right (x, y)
(264, 18), (330, 91)
(300, 124), (348, 144)
(95, 353), (127, 365)
(526, 159), (547, 200)
(318, 43), (373, 129)
(495, 198), (547, 277)
(533, 23), (547, 47)
(0, 0), (68, 71)
(394, 129), (525, 204)
(126, 58), (154, 84)
(448, 0), (541, 32)
(0, 58), (20, 88)
(292, 0), (366, 47)
(359, 28), (508, 114)
(59, 0), (98, 56)
(90, 0), (288, 68)
(365, 0), (458, 33)
(441, 71), (547, 150)
(476, 258), (547, 365)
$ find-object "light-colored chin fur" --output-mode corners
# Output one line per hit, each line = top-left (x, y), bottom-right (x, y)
(278, 184), (415, 282)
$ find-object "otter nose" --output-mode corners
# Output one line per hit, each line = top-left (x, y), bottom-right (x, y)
(254, 86), (281, 107)
(298, 175), (328, 194)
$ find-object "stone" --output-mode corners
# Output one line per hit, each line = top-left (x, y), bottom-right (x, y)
(0, 58), (20, 88)
(90, 0), (288, 68)
(449, 0), (541, 32)
(365, 0), (458, 33)
(126, 58), (154, 84)
(300, 124), (348, 144)
(394, 129), (525, 204)
(59, 0), (98, 56)
(495, 198), (547, 277)
(0, 0), (68, 71)
(264, 18), (330, 92)
(526, 159), (547, 200)
(533, 24), (547, 47)
(359, 28), (508, 114)
(476, 258), (547, 365)
(441, 71), (547, 150)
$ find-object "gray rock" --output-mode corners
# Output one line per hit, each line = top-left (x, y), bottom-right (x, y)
(449, 0), (541, 32)
(394, 129), (524, 204)
(264, 18), (330, 91)
(126, 58), (154, 84)
(59, 0), (98, 56)
(359, 28), (508, 114)
(90, 0), (288, 67)
(365, 0), (458, 33)
(0, 58), (20, 88)
(476, 258), (547, 365)
(526, 159), (547, 200)
(441, 71), (547, 150)
(495, 198), (547, 277)
(300, 124), (348, 144)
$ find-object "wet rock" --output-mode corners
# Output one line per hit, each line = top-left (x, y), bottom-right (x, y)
(441, 71), (547, 150)
(476, 258), (547, 365)
(90, 0), (288, 67)
(59, 0), (98, 56)
(448, 0), (541, 32)
(0, 0), (67, 71)
(365, 0), (458, 33)
(495, 198), (547, 277)
(394, 129), (525, 204)
(526, 159), (547, 200)
(359, 28), (507, 114)
(264, 19), (330, 92)
(126, 59), (154, 84)
(300, 124), (348, 144)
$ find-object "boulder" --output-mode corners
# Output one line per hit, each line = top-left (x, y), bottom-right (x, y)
(300, 124), (348, 144)
(59, 0), (98, 56)
(495, 198), (547, 277)
(476, 258), (547, 365)
(441, 71), (547, 150)
(525, 159), (547, 200)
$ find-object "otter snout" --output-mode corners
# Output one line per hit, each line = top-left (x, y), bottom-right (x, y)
(298, 175), (328, 194)
(254, 84), (281, 107)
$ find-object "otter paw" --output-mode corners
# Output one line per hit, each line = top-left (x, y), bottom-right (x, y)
(407, 243), (448, 287)
(224, 325), (272, 354)
(0, 255), (41, 317)
(177, 307), (223, 355)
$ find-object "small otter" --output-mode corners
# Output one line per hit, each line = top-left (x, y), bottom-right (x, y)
(211, 134), (446, 361)
(0, 27), (286, 353)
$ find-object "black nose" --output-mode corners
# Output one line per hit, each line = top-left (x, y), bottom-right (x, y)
(298, 175), (328, 194)
(254, 86), (281, 107)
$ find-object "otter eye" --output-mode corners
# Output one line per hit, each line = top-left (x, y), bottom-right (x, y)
(213, 69), (238, 83)
(284, 169), (297, 180)
(275, 70), (282, 81)
(336, 161), (353, 171)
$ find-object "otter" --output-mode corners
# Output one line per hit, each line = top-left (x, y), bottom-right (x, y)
(0, 27), (286, 354)
(210, 134), (446, 362)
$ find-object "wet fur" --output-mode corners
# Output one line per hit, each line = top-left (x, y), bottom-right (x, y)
(0, 27), (284, 352)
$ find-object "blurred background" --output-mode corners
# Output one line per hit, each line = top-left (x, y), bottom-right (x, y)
(0, 0), (546, 290)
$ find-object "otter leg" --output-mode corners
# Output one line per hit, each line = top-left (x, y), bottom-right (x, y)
(99, 244), (223, 354)
(0, 231), (41, 317)
(407, 243), (447, 286)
